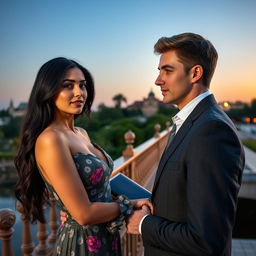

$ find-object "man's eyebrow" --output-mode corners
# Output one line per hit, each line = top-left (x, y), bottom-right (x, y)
(62, 79), (86, 82)
(158, 64), (175, 70)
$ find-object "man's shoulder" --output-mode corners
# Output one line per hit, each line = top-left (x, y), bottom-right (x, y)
(202, 103), (235, 128)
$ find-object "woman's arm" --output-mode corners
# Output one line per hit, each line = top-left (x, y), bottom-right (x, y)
(35, 129), (120, 226)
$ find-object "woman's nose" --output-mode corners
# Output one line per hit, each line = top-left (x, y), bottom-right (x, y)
(73, 85), (82, 96)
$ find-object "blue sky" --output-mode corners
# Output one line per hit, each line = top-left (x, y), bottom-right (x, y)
(1, 0), (256, 109)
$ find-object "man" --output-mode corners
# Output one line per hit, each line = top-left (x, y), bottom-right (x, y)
(126, 33), (245, 256)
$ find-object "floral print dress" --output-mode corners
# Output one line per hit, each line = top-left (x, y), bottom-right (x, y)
(44, 144), (122, 256)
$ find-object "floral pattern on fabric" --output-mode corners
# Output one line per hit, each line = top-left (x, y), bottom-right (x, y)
(86, 236), (102, 253)
(90, 167), (104, 185)
(44, 143), (121, 255)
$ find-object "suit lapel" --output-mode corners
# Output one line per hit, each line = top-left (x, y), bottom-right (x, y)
(152, 95), (217, 196)
(152, 119), (193, 195)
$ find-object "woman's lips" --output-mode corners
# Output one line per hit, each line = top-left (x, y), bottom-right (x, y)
(71, 100), (84, 106)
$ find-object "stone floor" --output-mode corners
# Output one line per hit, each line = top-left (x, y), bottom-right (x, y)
(232, 239), (256, 256)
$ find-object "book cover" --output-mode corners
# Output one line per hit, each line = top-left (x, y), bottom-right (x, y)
(110, 173), (152, 199)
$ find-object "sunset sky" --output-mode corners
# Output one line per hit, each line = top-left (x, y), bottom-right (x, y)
(1, 0), (255, 110)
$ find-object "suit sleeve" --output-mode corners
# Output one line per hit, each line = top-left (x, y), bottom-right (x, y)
(141, 120), (245, 255)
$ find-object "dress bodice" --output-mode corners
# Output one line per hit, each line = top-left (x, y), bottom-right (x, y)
(47, 144), (114, 213)
(41, 145), (121, 255)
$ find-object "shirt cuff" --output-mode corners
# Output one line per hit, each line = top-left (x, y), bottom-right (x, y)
(139, 214), (149, 234)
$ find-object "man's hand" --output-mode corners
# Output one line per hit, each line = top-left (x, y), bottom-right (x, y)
(126, 205), (150, 234)
(131, 198), (154, 214)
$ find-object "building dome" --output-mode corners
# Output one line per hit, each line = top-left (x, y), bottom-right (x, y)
(148, 91), (155, 97)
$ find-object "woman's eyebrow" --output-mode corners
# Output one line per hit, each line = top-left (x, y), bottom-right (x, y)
(62, 79), (86, 82)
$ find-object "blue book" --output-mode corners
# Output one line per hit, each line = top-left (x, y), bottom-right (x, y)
(110, 173), (152, 199)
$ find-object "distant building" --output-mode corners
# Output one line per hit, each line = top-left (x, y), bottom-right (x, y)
(141, 91), (159, 117)
(127, 90), (177, 117)
(128, 90), (164, 117)
(8, 99), (27, 117)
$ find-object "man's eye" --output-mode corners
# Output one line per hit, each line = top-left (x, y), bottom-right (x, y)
(166, 69), (172, 73)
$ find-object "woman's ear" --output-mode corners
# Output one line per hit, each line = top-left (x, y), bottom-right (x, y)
(190, 65), (203, 83)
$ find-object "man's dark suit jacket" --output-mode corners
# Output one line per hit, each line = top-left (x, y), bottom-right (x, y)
(141, 95), (245, 256)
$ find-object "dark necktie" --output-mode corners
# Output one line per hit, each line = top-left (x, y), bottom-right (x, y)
(166, 123), (177, 149)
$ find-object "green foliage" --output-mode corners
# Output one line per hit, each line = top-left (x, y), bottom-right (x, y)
(0, 109), (10, 117)
(225, 98), (256, 122)
(112, 93), (127, 108)
(75, 114), (102, 134)
(0, 151), (16, 160)
(242, 139), (256, 153)
(1, 117), (22, 138)
(90, 118), (144, 159)
(122, 108), (143, 117)
(158, 105), (178, 116)
(95, 105), (124, 124)
(251, 99), (256, 114)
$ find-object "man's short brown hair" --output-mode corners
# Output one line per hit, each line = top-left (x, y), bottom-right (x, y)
(154, 33), (218, 88)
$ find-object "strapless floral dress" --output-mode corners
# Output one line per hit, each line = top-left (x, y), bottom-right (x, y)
(44, 145), (122, 256)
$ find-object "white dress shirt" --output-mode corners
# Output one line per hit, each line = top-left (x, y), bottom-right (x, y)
(138, 90), (212, 233)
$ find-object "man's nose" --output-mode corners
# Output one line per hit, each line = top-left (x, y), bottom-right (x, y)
(155, 75), (164, 86)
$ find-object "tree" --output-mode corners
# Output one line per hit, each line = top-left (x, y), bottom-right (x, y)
(250, 98), (256, 115)
(96, 105), (124, 124)
(112, 94), (127, 108)
(0, 109), (10, 117)
(1, 116), (22, 138)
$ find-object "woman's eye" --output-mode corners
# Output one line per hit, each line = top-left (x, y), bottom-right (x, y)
(63, 84), (73, 89)
(80, 84), (87, 89)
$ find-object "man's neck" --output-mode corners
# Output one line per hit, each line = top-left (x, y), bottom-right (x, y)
(177, 87), (208, 110)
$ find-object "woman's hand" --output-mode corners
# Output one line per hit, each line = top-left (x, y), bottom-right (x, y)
(60, 210), (68, 226)
(130, 199), (154, 214)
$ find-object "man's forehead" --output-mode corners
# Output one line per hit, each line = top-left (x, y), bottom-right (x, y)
(158, 51), (182, 68)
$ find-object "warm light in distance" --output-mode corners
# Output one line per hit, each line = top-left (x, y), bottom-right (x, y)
(223, 102), (230, 108)
(245, 117), (251, 123)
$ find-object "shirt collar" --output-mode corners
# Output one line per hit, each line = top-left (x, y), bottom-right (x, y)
(172, 91), (211, 124)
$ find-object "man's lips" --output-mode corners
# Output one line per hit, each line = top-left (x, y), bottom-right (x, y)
(161, 89), (168, 95)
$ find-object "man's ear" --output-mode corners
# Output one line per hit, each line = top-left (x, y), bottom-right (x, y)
(190, 65), (203, 83)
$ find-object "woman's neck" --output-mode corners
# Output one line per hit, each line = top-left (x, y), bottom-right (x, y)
(53, 111), (76, 132)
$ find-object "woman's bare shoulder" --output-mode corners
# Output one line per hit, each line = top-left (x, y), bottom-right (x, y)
(36, 126), (67, 151)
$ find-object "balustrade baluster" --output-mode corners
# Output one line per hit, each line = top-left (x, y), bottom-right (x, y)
(16, 201), (35, 256)
(47, 193), (58, 247)
(154, 123), (161, 137)
(35, 218), (48, 255)
(0, 208), (16, 256)
(123, 130), (136, 158)
(166, 121), (171, 130)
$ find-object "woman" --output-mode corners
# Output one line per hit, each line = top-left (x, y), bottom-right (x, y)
(15, 57), (153, 255)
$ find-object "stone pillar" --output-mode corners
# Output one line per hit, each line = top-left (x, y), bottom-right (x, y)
(0, 208), (16, 256)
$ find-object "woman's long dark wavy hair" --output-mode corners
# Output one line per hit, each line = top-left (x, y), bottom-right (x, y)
(14, 57), (95, 223)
